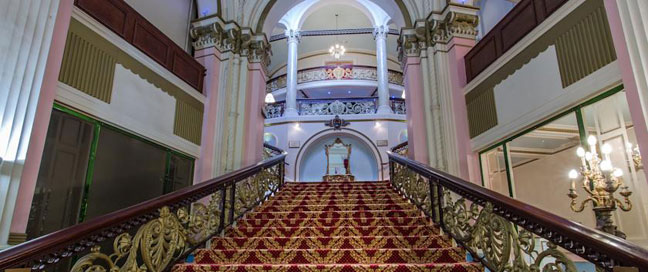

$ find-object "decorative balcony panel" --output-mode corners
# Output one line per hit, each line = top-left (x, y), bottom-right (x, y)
(300, 98), (377, 116)
(267, 65), (404, 93)
(263, 98), (406, 119)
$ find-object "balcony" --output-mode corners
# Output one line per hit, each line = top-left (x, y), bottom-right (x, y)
(264, 97), (406, 119)
(267, 65), (404, 93)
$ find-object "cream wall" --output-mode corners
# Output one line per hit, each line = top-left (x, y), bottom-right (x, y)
(124, 0), (193, 50)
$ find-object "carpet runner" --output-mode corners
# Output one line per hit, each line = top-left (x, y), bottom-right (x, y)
(174, 181), (482, 271)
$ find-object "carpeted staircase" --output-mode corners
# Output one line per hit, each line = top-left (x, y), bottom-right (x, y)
(174, 181), (482, 271)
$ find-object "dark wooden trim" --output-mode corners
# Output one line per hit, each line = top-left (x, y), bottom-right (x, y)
(390, 141), (408, 152)
(75, 0), (205, 92)
(387, 151), (648, 270)
(0, 146), (286, 270)
(464, 0), (568, 82)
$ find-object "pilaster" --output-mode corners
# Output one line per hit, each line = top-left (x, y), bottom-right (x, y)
(191, 16), (271, 177)
(0, 0), (73, 248)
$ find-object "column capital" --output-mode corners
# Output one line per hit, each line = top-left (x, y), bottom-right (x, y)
(397, 20), (428, 64)
(285, 29), (301, 43)
(428, 8), (479, 45)
(372, 25), (389, 40)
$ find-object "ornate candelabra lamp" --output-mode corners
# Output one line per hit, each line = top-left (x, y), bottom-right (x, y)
(568, 135), (632, 238)
(626, 142), (643, 170)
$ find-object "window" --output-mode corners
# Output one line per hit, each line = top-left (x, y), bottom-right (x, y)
(479, 86), (648, 235)
(27, 106), (195, 239)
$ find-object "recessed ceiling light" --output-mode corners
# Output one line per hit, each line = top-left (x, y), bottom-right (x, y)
(328, 91), (331, 95)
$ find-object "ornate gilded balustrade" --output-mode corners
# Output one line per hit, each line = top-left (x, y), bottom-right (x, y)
(388, 143), (648, 271)
(0, 145), (287, 272)
(266, 65), (404, 93)
(264, 98), (406, 119)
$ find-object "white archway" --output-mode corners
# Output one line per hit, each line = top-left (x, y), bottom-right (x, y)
(295, 128), (383, 182)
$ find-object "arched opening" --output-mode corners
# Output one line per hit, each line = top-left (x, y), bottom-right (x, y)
(296, 131), (380, 182)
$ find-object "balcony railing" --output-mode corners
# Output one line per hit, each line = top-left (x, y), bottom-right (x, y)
(388, 142), (648, 271)
(264, 98), (406, 119)
(267, 65), (404, 93)
(0, 144), (286, 271)
(464, 0), (568, 82)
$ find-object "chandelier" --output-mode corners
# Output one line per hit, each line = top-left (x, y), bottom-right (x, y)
(567, 135), (632, 238)
(329, 14), (345, 59)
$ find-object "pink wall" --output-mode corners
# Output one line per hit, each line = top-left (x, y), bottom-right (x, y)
(10, 0), (75, 234)
(242, 62), (267, 166)
(403, 56), (429, 164)
(447, 37), (479, 182)
(604, 0), (648, 185)
(193, 48), (223, 183)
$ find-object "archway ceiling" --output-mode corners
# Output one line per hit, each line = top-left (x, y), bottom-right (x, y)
(268, 4), (400, 76)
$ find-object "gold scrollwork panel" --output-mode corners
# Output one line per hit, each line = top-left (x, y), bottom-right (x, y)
(441, 188), (580, 272)
(70, 164), (282, 272)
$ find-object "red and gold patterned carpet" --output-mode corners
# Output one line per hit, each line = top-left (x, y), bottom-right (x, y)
(174, 181), (482, 271)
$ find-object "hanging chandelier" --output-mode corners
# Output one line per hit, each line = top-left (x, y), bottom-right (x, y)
(329, 14), (345, 59)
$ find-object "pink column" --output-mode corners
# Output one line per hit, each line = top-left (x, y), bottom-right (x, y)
(604, 0), (648, 183)
(9, 0), (75, 235)
(242, 62), (267, 166)
(193, 48), (223, 183)
(447, 37), (480, 182)
(403, 56), (429, 164)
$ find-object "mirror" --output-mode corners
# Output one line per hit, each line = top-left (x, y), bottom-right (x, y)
(325, 138), (351, 175)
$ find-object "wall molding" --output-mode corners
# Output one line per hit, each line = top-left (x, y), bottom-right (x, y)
(56, 82), (201, 157)
(471, 61), (622, 152)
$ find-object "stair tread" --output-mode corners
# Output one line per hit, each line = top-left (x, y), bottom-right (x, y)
(178, 181), (481, 271)
(173, 263), (483, 272)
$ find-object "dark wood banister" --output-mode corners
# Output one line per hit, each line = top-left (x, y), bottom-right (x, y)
(387, 149), (648, 270)
(0, 146), (287, 270)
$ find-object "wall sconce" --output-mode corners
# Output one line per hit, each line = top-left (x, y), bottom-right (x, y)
(401, 91), (406, 99)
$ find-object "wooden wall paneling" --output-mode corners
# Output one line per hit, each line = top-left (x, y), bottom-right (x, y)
(465, 0), (569, 82)
(74, 0), (205, 92)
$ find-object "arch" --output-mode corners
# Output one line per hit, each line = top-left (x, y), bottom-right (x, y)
(294, 128), (384, 182)
(256, 0), (412, 34)
(279, 0), (392, 32)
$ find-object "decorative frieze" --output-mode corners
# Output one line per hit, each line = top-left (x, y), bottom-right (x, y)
(190, 16), (271, 66)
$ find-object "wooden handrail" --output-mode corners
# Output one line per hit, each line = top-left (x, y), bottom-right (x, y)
(387, 150), (648, 270)
(0, 146), (286, 270)
(390, 141), (408, 152)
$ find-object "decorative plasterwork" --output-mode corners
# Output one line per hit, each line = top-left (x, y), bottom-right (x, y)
(429, 11), (479, 45)
(190, 15), (271, 67)
(397, 5), (478, 61)
(266, 66), (404, 93)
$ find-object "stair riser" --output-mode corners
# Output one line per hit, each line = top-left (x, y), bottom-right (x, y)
(210, 236), (452, 250)
(227, 226), (440, 238)
(269, 194), (404, 201)
(280, 187), (394, 192)
(245, 210), (422, 219)
(194, 248), (466, 264)
(257, 203), (412, 212)
(263, 198), (406, 206)
(237, 217), (430, 228)
(173, 263), (484, 272)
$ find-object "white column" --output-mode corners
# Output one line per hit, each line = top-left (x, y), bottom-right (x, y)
(374, 25), (392, 114)
(284, 29), (300, 117)
(0, 0), (62, 247)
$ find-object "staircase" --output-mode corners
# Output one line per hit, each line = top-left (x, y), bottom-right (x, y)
(173, 181), (482, 271)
